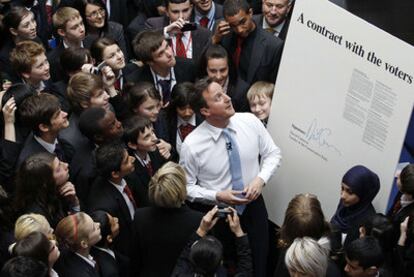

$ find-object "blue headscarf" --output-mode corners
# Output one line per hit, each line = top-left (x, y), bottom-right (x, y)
(331, 165), (380, 232)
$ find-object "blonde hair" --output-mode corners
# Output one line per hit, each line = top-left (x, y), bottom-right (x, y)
(246, 81), (274, 103)
(148, 162), (187, 208)
(53, 7), (81, 31)
(67, 72), (103, 113)
(55, 212), (91, 251)
(285, 237), (330, 277)
(14, 214), (51, 241)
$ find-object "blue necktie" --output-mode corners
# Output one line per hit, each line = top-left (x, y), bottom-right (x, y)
(222, 128), (246, 214)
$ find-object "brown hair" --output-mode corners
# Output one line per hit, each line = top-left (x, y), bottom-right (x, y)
(132, 30), (165, 63)
(279, 194), (331, 247)
(67, 72), (103, 114)
(10, 41), (45, 75)
(55, 212), (91, 251)
(53, 7), (81, 32)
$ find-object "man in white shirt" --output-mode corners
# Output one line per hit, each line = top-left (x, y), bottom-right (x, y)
(180, 77), (281, 277)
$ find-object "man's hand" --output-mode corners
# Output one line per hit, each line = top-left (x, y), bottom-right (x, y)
(212, 20), (231, 44)
(216, 190), (250, 205)
(165, 18), (187, 35)
(197, 206), (219, 237)
(243, 176), (264, 201)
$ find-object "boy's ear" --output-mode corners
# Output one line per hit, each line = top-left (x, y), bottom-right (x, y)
(57, 28), (66, 38)
(359, 227), (366, 238)
(111, 170), (120, 179)
(80, 240), (89, 249)
(80, 101), (90, 109)
(39, 123), (50, 133)
(365, 266), (378, 276)
(106, 234), (113, 244)
(127, 141), (138, 150)
(21, 71), (31, 80)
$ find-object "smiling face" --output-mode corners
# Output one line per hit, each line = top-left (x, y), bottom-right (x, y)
(206, 58), (229, 87)
(192, 0), (212, 14)
(14, 12), (37, 40)
(262, 0), (291, 27)
(85, 4), (106, 29)
(102, 44), (125, 71)
(89, 89), (110, 110)
(249, 95), (272, 120)
(136, 126), (158, 154)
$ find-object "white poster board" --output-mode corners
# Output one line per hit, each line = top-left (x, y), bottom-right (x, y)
(264, 0), (414, 224)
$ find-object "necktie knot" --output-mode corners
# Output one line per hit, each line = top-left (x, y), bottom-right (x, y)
(200, 17), (209, 28)
(179, 124), (195, 141)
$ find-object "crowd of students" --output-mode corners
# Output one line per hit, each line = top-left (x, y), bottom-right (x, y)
(0, 0), (413, 276)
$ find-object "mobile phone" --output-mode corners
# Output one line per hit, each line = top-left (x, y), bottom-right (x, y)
(216, 208), (233, 218)
(91, 60), (107, 75)
(181, 22), (197, 32)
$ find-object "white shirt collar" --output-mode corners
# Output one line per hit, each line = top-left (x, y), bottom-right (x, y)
(34, 135), (57, 153)
(177, 114), (196, 127)
(262, 18), (285, 35)
(74, 252), (96, 268)
(50, 269), (59, 277)
(109, 178), (127, 193)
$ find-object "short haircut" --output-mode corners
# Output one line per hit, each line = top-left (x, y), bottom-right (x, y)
(14, 214), (51, 241)
(223, 0), (250, 17)
(90, 37), (117, 64)
(55, 212), (93, 251)
(60, 47), (92, 75)
(279, 194), (331, 247)
(285, 237), (330, 277)
(12, 232), (50, 266)
(52, 7), (81, 32)
(132, 30), (165, 63)
(400, 164), (414, 196)
(95, 141), (126, 179)
(345, 237), (384, 270)
(246, 81), (274, 102)
(1, 256), (48, 277)
(67, 71), (103, 114)
(78, 107), (107, 141)
(165, 0), (189, 8)
(123, 115), (153, 145)
(19, 93), (61, 135)
(167, 82), (195, 119)
(361, 213), (395, 253)
(148, 162), (187, 208)
(10, 41), (46, 75)
(190, 77), (213, 114)
(190, 235), (223, 276)
(89, 210), (111, 247)
(125, 82), (161, 113)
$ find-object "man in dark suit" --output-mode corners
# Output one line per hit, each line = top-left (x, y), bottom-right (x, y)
(253, 0), (293, 41)
(87, 142), (136, 258)
(129, 30), (195, 105)
(212, 0), (284, 85)
(191, 0), (224, 32)
(17, 93), (73, 166)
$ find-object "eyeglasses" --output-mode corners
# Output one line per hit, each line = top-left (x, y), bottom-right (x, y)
(86, 8), (105, 19)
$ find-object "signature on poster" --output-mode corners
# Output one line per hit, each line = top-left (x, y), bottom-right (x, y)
(305, 119), (341, 155)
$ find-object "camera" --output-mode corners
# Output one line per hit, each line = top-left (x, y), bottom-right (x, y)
(90, 60), (107, 75)
(216, 208), (233, 218)
(181, 22), (197, 32)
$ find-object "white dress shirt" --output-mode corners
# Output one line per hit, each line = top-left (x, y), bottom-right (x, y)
(180, 113), (281, 204)
(263, 18), (285, 37)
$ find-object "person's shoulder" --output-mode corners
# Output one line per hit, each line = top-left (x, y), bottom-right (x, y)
(108, 21), (123, 31)
(234, 112), (259, 122)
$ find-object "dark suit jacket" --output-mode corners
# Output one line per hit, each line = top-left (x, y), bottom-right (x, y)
(87, 177), (135, 257)
(125, 57), (196, 85)
(49, 79), (71, 113)
(220, 26), (284, 85)
(17, 133), (74, 166)
(90, 247), (130, 277)
(144, 16), (212, 64)
(191, 3), (224, 32)
(0, 140), (22, 192)
(47, 43), (65, 82)
(252, 14), (291, 41)
(55, 250), (100, 277)
(125, 150), (166, 207)
(60, 113), (90, 155)
(131, 205), (203, 277)
(107, 0), (139, 29)
(228, 76), (251, 112)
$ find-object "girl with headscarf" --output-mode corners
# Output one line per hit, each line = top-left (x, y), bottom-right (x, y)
(330, 165), (380, 253)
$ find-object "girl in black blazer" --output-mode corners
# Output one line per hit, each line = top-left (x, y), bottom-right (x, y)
(54, 212), (101, 277)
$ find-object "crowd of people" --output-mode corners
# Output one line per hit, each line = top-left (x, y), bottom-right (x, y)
(0, 0), (413, 276)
